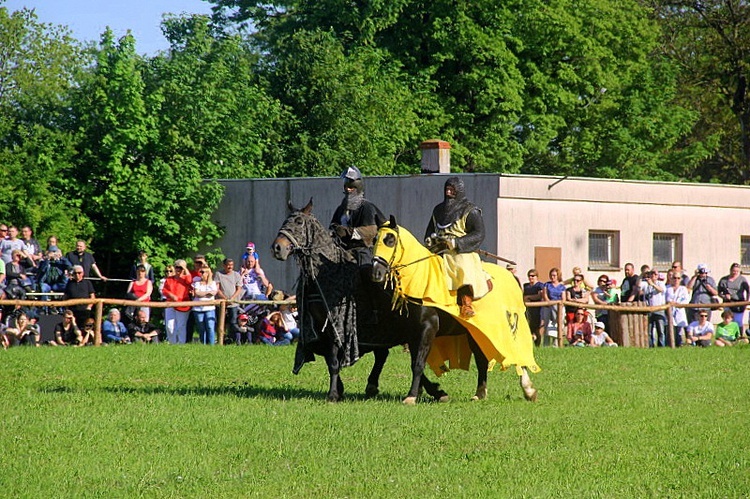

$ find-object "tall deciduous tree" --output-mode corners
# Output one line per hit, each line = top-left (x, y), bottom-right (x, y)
(647, 0), (750, 182)
(0, 6), (87, 243)
(212, 0), (700, 178)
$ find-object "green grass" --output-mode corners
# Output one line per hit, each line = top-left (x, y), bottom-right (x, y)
(1, 344), (749, 497)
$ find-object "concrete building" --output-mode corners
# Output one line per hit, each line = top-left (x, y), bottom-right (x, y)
(213, 173), (750, 294)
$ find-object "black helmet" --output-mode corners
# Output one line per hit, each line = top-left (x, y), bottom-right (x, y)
(341, 166), (364, 193)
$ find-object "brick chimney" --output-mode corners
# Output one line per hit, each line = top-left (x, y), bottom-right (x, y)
(420, 139), (451, 174)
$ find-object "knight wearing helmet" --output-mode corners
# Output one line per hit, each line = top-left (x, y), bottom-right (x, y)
(425, 176), (489, 318)
(330, 166), (385, 269)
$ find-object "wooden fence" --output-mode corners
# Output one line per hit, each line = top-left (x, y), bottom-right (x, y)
(524, 300), (748, 348)
(3, 297), (743, 347)
(0, 298), (294, 346)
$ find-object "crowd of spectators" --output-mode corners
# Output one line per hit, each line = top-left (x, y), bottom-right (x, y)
(521, 260), (750, 348)
(0, 225), (297, 349)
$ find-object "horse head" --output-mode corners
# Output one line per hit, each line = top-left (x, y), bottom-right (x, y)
(271, 198), (315, 261)
(372, 215), (402, 283)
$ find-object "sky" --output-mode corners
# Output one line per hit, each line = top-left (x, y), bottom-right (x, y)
(3, 0), (215, 55)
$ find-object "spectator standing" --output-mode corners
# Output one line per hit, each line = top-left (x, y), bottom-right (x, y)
(717, 263), (748, 328)
(687, 264), (718, 322)
(565, 274), (590, 324)
(523, 269), (544, 344)
(0, 226), (26, 265)
(192, 265), (218, 345)
(563, 266), (594, 291)
(159, 265), (175, 299)
(162, 259), (193, 344)
(215, 258), (243, 333)
(128, 309), (160, 343)
(241, 241), (260, 267)
(665, 273), (690, 346)
(125, 264), (153, 321)
(643, 270), (667, 347)
(129, 250), (155, 283)
(671, 261), (691, 287)
(590, 274), (612, 332)
(687, 311), (714, 347)
(620, 263), (641, 303)
(65, 240), (107, 281)
(102, 309), (131, 344)
(185, 254), (207, 343)
(64, 265), (96, 329)
(541, 267), (566, 345)
(241, 253), (271, 301)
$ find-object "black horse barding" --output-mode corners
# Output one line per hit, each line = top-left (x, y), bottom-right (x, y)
(270, 199), (522, 404)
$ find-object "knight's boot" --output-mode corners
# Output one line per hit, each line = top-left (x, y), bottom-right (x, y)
(460, 294), (475, 318)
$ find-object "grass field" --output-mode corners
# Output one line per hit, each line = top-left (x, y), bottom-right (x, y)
(1, 343), (749, 497)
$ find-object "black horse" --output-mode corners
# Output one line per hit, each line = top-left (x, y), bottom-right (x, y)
(271, 200), (530, 404)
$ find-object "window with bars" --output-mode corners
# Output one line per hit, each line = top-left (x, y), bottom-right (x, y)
(653, 233), (682, 270)
(741, 236), (750, 269)
(589, 231), (619, 269)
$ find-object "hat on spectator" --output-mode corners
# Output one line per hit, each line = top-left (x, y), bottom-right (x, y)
(697, 263), (709, 273)
(238, 313), (248, 320)
(608, 279), (617, 286)
(246, 242), (255, 250)
(47, 245), (60, 252)
(594, 321), (605, 330)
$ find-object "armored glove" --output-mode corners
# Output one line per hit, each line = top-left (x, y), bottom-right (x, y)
(333, 224), (354, 239)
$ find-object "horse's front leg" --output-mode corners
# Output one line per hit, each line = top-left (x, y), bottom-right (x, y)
(468, 334), (488, 401)
(323, 346), (344, 403)
(403, 312), (439, 405)
(365, 347), (389, 398)
(520, 367), (538, 402)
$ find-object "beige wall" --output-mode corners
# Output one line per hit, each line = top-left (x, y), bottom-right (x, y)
(496, 175), (750, 283)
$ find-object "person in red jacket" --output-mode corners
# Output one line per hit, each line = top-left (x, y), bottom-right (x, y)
(162, 259), (193, 344)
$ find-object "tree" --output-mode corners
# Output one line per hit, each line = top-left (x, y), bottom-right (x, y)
(212, 0), (700, 178)
(0, 6), (88, 243)
(647, 0), (750, 183)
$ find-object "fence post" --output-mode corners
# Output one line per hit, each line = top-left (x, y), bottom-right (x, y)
(218, 300), (227, 345)
(667, 305), (675, 348)
(94, 300), (104, 346)
(557, 301), (565, 347)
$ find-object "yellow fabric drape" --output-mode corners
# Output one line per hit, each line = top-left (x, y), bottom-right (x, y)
(374, 223), (540, 377)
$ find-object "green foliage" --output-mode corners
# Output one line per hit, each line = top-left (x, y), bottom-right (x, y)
(0, 6), (88, 244)
(1, 345), (749, 496)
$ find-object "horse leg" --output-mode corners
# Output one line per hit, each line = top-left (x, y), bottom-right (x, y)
(324, 347), (344, 403)
(468, 334), (488, 401)
(403, 311), (440, 405)
(420, 374), (450, 403)
(520, 367), (538, 402)
(365, 347), (389, 398)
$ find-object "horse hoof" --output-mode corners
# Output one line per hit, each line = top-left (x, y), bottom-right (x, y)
(471, 387), (488, 401)
(437, 394), (450, 403)
(402, 396), (417, 405)
(364, 383), (379, 399)
(523, 388), (538, 402)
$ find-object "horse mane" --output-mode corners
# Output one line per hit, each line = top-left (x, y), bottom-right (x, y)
(286, 202), (354, 278)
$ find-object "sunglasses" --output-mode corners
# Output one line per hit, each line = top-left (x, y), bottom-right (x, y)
(699, 314), (708, 318)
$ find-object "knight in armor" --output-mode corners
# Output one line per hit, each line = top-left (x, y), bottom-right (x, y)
(330, 165), (385, 269)
(425, 176), (489, 318)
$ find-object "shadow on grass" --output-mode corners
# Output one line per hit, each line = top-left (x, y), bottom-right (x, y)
(40, 381), (408, 403)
